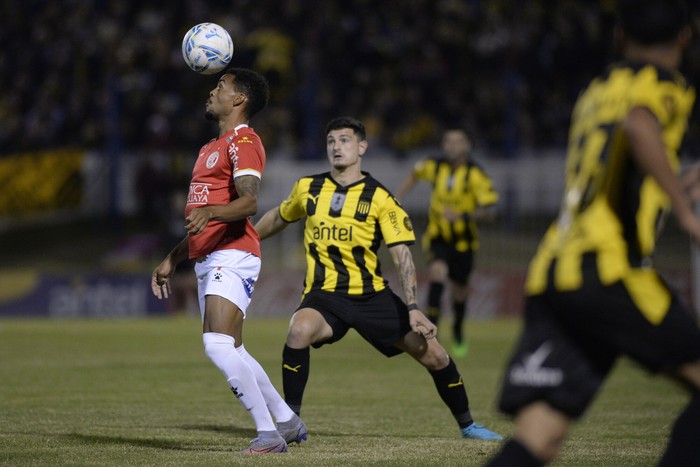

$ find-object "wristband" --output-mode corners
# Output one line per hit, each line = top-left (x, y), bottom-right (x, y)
(407, 303), (419, 311)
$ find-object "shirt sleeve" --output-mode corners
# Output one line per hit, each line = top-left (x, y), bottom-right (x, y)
(628, 67), (684, 127)
(378, 192), (416, 247)
(472, 167), (499, 207)
(278, 179), (307, 223)
(413, 158), (435, 182)
(229, 135), (264, 180)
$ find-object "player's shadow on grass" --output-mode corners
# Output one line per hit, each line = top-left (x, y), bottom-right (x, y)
(64, 426), (253, 452)
(179, 424), (254, 436)
(182, 423), (353, 439)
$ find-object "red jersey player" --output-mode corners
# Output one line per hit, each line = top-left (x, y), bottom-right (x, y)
(151, 68), (306, 454)
(185, 124), (264, 259)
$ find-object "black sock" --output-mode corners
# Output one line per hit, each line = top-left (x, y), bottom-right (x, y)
(485, 439), (544, 467)
(452, 300), (466, 343)
(429, 358), (472, 428)
(282, 345), (310, 416)
(658, 393), (700, 467)
(427, 282), (444, 325)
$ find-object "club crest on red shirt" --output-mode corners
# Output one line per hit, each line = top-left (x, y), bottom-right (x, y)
(206, 151), (219, 169)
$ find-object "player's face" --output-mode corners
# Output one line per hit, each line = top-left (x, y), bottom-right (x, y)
(205, 74), (239, 121)
(326, 128), (367, 170)
(442, 130), (472, 161)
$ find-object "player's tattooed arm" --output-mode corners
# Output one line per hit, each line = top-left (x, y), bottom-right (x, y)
(221, 174), (259, 219)
(390, 243), (436, 338)
(234, 174), (260, 201)
(390, 244), (418, 306)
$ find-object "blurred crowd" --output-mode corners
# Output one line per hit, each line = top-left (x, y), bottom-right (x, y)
(2, 0), (700, 161)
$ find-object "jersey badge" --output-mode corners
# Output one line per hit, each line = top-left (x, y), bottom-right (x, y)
(357, 200), (371, 215)
(205, 151), (220, 169)
(331, 192), (346, 212)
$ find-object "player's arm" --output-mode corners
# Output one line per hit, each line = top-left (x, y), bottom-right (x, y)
(254, 206), (289, 240)
(256, 179), (304, 239)
(682, 164), (700, 201)
(624, 106), (700, 244)
(185, 175), (259, 235)
(471, 169), (499, 222)
(389, 243), (437, 339)
(151, 236), (189, 299)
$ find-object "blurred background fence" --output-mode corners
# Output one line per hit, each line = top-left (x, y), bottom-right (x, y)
(0, 0), (698, 318)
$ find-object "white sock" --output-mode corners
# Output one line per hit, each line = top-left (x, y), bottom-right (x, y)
(237, 344), (296, 424)
(202, 332), (276, 433)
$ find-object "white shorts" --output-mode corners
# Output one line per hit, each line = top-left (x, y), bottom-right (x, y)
(193, 249), (260, 320)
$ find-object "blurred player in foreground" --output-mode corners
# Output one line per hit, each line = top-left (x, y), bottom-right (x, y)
(255, 116), (502, 441)
(397, 127), (498, 357)
(487, 1), (700, 465)
(151, 68), (305, 455)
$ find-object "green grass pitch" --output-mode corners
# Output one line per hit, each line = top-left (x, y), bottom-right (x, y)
(0, 316), (688, 466)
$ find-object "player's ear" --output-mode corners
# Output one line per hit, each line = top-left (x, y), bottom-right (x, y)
(358, 139), (368, 156)
(232, 92), (247, 108)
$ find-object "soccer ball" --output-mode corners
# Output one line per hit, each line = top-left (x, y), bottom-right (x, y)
(181, 23), (233, 75)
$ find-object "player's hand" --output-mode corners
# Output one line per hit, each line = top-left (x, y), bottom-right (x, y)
(186, 207), (213, 235)
(408, 309), (437, 340)
(151, 261), (175, 299)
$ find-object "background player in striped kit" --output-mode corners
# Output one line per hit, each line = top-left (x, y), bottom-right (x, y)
(397, 127), (498, 357)
(255, 116), (502, 441)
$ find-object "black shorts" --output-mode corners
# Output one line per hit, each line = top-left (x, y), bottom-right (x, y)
(427, 240), (474, 284)
(296, 289), (412, 357)
(498, 272), (700, 419)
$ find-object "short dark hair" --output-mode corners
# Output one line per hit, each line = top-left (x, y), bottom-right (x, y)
(617, 0), (689, 45)
(325, 117), (366, 141)
(224, 67), (270, 120)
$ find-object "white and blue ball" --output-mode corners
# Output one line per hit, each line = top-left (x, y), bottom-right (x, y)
(181, 23), (233, 75)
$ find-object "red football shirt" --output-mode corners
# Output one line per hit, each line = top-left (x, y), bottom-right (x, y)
(185, 124), (265, 259)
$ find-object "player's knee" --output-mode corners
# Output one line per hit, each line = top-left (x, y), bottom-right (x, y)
(286, 320), (316, 347)
(420, 341), (450, 370)
(514, 401), (571, 463)
(451, 284), (468, 301)
(516, 432), (566, 464)
(202, 332), (235, 369)
(428, 260), (448, 281)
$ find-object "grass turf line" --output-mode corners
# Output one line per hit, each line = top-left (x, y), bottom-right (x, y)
(0, 317), (687, 466)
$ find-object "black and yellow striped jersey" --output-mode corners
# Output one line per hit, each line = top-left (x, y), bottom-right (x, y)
(525, 61), (695, 322)
(413, 158), (498, 252)
(279, 172), (415, 296)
